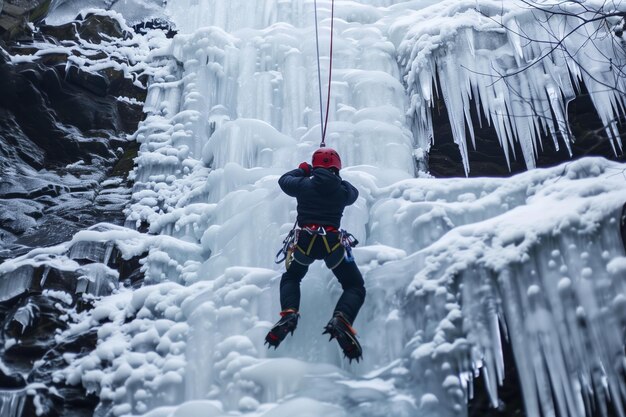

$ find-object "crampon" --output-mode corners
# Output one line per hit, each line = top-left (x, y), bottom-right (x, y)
(265, 310), (299, 349)
(323, 312), (363, 363)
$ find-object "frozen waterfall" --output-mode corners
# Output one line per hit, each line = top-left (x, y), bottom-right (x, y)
(2, 1), (626, 417)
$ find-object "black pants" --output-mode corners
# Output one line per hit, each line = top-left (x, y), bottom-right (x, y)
(280, 231), (366, 324)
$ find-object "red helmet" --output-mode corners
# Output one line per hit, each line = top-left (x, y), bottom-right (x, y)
(312, 147), (342, 171)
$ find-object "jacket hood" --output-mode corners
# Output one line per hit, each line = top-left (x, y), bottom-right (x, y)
(311, 167), (341, 191)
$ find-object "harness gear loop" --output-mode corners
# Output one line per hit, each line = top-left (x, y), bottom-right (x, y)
(313, 0), (336, 148)
(274, 221), (298, 264)
(339, 229), (359, 262)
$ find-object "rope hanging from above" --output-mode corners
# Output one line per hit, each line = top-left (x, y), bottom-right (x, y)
(313, 0), (336, 148)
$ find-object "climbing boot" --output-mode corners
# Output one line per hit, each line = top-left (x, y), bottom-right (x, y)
(323, 312), (363, 363)
(265, 309), (299, 349)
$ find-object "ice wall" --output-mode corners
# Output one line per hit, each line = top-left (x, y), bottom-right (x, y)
(125, 0), (416, 286)
(45, 0), (626, 173)
(367, 158), (626, 417)
(54, 157), (626, 417)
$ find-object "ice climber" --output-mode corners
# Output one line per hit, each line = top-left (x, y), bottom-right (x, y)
(265, 147), (366, 362)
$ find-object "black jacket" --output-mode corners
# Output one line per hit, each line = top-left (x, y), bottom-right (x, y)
(279, 167), (359, 228)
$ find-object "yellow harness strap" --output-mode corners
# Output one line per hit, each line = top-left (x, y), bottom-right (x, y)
(322, 235), (332, 253)
(296, 231), (342, 256)
(305, 234), (318, 255)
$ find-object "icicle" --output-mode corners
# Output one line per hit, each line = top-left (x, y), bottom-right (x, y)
(0, 390), (27, 417)
(40, 266), (50, 287)
(396, 1), (626, 172)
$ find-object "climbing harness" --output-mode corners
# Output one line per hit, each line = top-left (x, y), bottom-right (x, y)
(275, 223), (358, 269)
(313, 0), (336, 148)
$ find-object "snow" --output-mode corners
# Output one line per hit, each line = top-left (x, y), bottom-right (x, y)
(1, 1), (624, 417)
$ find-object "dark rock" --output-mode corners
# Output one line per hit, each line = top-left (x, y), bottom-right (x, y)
(76, 12), (131, 44)
(0, 14), (150, 416)
(2, 293), (72, 371)
(14, 324), (99, 417)
(29, 184), (64, 198)
(14, 217), (85, 253)
(68, 240), (111, 264)
(110, 140), (139, 178)
(18, 66), (43, 82)
(29, 330), (99, 377)
(66, 64), (109, 97)
(117, 99), (145, 133)
(39, 11), (132, 45)
(0, 200), (40, 234)
(10, 44), (39, 55)
(2, 3), (27, 18)
(133, 18), (178, 38)
(21, 390), (57, 417)
(30, 266), (80, 294)
(0, 13), (150, 413)
(427, 80), (626, 177)
(0, 13), (26, 40)
(0, 62), (82, 164)
(7, 0), (52, 24)
(0, 182), (64, 200)
(136, 72), (149, 87)
(21, 388), (100, 417)
(37, 65), (122, 133)
(0, 45), (11, 62)
(78, 138), (113, 158)
(0, 368), (26, 388)
(0, 108), (46, 169)
(98, 65), (147, 101)
(38, 21), (77, 42)
(35, 51), (70, 66)
(0, 0), (48, 41)
(29, 0), (52, 24)
(87, 50), (108, 61)
(108, 247), (145, 288)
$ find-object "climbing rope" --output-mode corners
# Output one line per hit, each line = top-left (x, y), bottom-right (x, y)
(313, 0), (336, 148)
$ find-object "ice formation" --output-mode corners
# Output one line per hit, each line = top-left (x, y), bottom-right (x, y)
(2, 1), (626, 417)
(390, 0), (626, 173)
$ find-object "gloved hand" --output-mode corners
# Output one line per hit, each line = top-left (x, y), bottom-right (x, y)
(298, 162), (312, 176)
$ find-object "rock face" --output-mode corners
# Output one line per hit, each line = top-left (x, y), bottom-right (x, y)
(0, 0), (52, 40)
(0, 10), (158, 417)
(427, 83), (626, 177)
(0, 12), (148, 258)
